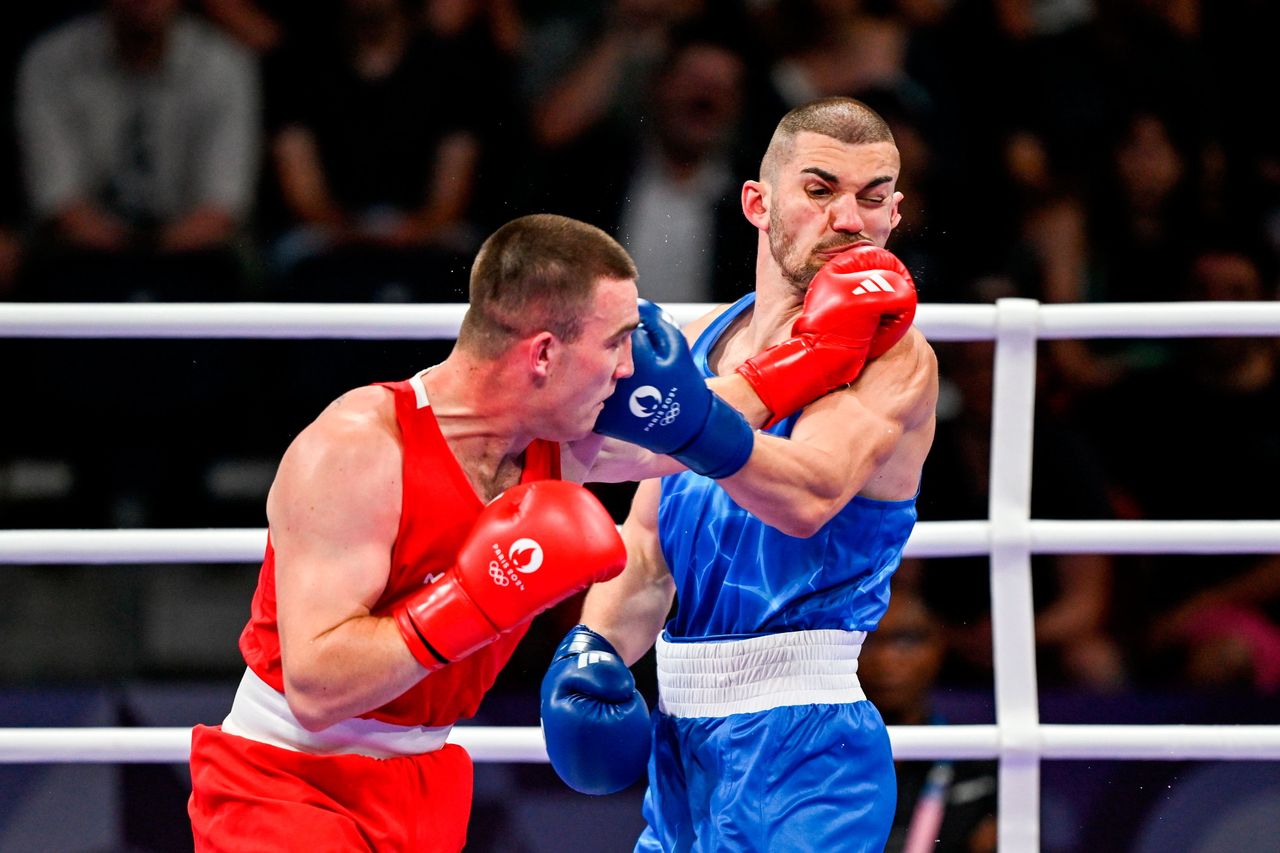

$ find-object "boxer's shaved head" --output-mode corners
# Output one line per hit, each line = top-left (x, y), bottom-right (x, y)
(760, 97), (895, 185)
(460, 214), (637, 358)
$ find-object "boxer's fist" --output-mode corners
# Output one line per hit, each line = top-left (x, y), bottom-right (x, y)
(738, 244), (917, 426)
(595, 299), (753, 479)
(541, 625), (651, 795)
(392, 481), (626, 669)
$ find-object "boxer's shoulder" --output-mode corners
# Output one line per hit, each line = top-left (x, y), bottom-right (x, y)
(682, 302), (735, 344)
(313, 386), (399, 441)
(280, 387), (402, 483)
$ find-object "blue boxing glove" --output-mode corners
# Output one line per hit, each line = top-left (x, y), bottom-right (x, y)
(595, 299), (753, 478)
(540, 625), (651, 796)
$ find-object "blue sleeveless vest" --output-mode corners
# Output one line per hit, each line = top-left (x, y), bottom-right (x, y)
(658, 293), (917, 638)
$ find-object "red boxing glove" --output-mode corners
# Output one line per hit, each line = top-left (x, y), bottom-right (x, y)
(392, 480), (626, 669)
(738, 244), (917, 427)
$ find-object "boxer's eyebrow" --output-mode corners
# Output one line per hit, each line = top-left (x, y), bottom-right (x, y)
(612, 319), (640, 341)
(801, 167), (839, 183)
(801, 168), (895, 193)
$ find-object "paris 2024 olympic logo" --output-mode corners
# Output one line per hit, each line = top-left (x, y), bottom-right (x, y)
(627, 385), (681, 431)
(487, 538), (543, 590)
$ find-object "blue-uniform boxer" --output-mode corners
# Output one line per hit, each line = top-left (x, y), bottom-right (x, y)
(541, 294), (917, 851)
(635, 293), (913, 851)
(541, 96), (932, 852)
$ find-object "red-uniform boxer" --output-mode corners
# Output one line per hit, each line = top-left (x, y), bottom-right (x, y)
(188, 215), (638, 852)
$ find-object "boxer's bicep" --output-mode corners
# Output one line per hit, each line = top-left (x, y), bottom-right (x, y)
(269, 413), (401, 662)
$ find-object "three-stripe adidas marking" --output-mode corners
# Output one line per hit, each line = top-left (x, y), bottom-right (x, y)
(576, 651), (611, 668)
(851, 271), (896, 296)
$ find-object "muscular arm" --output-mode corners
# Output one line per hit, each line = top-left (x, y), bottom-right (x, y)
(570, 338), (935, 662)
(269, 387), (425, 730)
(718, 329), (938, 538)
(579, 478), (675, 665)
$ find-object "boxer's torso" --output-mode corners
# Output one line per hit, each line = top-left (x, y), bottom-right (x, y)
(658, 295), (917, 638)
(240, 373), (561, 726)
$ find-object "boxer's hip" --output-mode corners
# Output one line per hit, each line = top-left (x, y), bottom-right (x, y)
(655, 628), (868, 717)
(221, 667), (452, 758)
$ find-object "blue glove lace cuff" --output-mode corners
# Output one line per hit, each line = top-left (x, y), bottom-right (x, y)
(552, 625), (619, 662)
(673, 395), (754, 479)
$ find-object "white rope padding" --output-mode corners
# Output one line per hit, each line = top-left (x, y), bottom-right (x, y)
(4, 300), (1280, 340)
(5, 724), (1280, 764)
(4, 520), (1279, 564)
(4, 299), (1280, 851)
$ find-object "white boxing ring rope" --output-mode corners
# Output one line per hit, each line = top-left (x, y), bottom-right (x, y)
(3, 298), (1280, 853)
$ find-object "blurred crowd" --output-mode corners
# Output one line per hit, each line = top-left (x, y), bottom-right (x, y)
(2, 0), (1279, 712)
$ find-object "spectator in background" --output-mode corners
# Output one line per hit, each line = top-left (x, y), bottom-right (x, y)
(861, 568), (998, 853)
(16, 0), (260, 302)
(265, 0), (489, 302)
(12, 0), (261, 530)
(1084, 108), (1198, 302)
(0, 118), (21, 298)
(906, 0), (1111, 307)
(198, 0), (297, 55)
(200, 0), (527, 288)
(614, 26), (749, 305)
(953, 126), (1105, 422)
(919, 339), (1127, 690)
(194, 1), (340, 152)
(1056, 107), (1223, 478)
(759, 0), (926, 112)
(534, 22), (761, 306)
(526, 0), (712, 152)
(0, 228), (18, 299)
(417, 0), (531, 235)
(1, 8), (36, 299)
(1102, 246), (1280, 694)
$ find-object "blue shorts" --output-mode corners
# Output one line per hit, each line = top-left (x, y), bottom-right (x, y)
(635, 700), (895, 852)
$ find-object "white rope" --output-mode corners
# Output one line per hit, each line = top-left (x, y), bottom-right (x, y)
(5, 724), (1279, 764)
(1030, 520), (1280, 554)
(5, 520), (1278, 564)
(4, 300), (1280, 340)
(1037, 725), (1280, 760)
(0, 528), (269, 564)
(0, 302), (1000, 341)
(1036, 301), (1280, 339)
(0, 303), (472, 340)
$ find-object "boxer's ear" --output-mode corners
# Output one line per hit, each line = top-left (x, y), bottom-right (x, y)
(742, 180), (770, 230)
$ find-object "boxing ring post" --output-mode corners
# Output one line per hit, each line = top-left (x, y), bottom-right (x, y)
(987, 299), (1042, 850)
(4, 299), (1280, 853)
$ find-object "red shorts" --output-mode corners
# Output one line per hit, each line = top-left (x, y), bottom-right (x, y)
(188, 724), (473, 852)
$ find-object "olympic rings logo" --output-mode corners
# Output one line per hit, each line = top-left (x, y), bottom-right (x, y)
(488, 562), (509, 586)
(659, 402), (681, 426)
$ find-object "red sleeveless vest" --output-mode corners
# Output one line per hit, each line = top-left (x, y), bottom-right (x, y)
(239, 376), (561, 726)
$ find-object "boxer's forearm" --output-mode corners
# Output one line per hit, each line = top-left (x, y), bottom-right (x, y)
(281, 614), (430, 731)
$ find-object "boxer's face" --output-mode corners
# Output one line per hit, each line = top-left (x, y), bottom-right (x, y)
(766, 133), (903, 288)
(555, 277), (639, 438)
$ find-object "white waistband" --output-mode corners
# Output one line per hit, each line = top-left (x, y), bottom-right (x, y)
(655, 629), (867, 718)
(221, 668), (452, 759)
